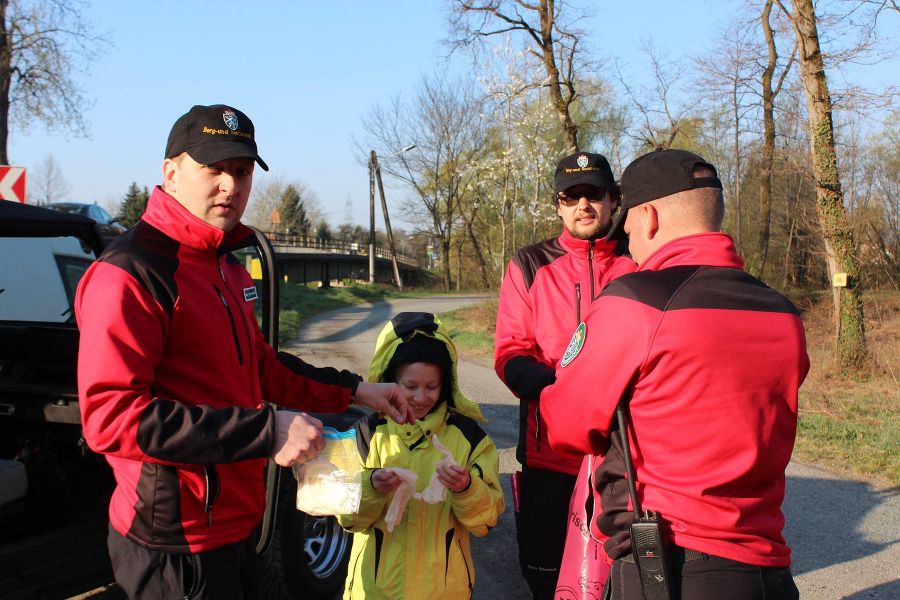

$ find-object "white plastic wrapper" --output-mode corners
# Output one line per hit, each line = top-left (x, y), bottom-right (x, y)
(415, 434), (457, 503)
(293, 427), (361, 516)
(383, 468), (418, 532)
(381, 434), (460, 531)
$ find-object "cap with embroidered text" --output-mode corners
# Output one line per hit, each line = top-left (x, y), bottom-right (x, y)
(165, 104), (269, 171)
(554, 152), (616, 195)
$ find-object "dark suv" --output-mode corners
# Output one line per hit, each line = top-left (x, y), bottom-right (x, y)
(45, 202), (127, 245)
(0, 200), (354, 599)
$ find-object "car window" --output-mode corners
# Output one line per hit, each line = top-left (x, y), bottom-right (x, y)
(92, 205), (114, 224)
(0, 236), (97, 323)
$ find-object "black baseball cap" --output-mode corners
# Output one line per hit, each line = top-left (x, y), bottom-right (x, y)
(554, 152), (616, 195)
(165, 104), (269, 171)
(606, 149), (721, 240)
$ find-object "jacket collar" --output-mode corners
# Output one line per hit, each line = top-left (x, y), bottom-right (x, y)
(558, 226), (619, 259)
(388, 401), (449, 447)
(639, 232), (744, 272)
(142, 186), (253, 253)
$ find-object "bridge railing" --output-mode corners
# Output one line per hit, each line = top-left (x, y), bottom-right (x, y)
(265, 233), (418, 267)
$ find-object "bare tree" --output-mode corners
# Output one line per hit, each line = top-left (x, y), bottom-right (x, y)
(245, 177), (321, 235)
(362, 77), (486, 290)
(448, 0), (589, 152)
(0, 0), (109, 164)
(30, 152), (69, 204)
(777, 0), (868, 368)
(694, 24), (759, 254)
(617, 45), (700, 153)
(756, 0), (796, 276)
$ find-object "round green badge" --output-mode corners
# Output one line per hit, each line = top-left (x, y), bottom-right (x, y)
(560, 322), (587, 367)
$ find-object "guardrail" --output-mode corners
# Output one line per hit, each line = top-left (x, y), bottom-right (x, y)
(266, 233), (418, 267)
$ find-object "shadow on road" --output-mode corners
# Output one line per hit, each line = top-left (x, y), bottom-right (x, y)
(845, 579), (900, 599)
(784, 475), (899, 575)
(478, 402), (519, 449)
(299, 303), (393, 343)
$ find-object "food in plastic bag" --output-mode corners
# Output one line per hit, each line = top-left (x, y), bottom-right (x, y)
(293, 426), (361, 516)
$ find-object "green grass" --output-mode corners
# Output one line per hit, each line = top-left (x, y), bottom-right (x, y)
(277, 282), (400, 346)
(438, 300), (498, 359)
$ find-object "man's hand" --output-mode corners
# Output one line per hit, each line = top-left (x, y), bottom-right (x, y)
(371, 468), (402, 495)
(436, 463), (472, 494)
(271, 411), (325, 467)
(353, 382), (414, 424)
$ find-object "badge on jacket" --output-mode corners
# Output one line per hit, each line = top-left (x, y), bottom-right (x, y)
(243, 286), (258, 302)
(561, 322), (586, 367)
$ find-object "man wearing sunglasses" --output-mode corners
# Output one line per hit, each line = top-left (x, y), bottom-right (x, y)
(494, 152), (636, 598)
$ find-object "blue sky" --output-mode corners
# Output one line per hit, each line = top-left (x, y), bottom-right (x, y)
(8, 0), (896, 229)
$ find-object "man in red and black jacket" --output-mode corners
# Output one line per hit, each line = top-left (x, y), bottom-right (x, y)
(542, 149), (809, 600)
(75, 104), (412, 600)
(494, 152), (635, 598)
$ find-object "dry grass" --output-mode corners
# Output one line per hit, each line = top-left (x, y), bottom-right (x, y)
(795, 290), (900, 486)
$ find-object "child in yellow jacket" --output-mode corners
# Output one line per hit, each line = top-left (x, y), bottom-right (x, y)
(338, 312), (504, 599)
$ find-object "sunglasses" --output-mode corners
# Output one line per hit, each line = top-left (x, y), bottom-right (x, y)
(557, 187), (608, 207)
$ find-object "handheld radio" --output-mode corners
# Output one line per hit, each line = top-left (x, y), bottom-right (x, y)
(616, 403), (672, 600)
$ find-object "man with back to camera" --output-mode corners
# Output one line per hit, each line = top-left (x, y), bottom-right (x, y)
(494, 152), (636, 598)
(541, 148), (809, 600)
(75, 104), (413, 599)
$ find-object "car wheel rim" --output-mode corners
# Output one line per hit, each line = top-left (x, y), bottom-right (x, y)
(303, 514), (350, 579)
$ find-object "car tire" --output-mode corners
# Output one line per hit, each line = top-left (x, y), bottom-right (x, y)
(259, 466), (352, 599)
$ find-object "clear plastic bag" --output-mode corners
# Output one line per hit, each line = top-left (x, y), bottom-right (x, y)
(292, 426), (362, 516)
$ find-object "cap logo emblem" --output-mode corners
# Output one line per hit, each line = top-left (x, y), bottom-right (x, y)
(222, 109), (239, 131)
(576, 155), (589, 169)
(561, 322), (587, 367)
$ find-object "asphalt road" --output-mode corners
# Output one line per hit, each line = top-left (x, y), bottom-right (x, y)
(287, 295), (900, 600)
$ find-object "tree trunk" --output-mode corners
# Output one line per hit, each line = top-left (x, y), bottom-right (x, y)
(732, 79), (742, 253)
(788, 0), (868, 369)
(537, 0), (579, 152)
(461, 206), (491, 288)
(755, 0), (778, 278)
(0, 0), (11, 165)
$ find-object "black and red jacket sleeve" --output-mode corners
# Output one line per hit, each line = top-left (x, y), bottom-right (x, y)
(494, 261), (556, 402)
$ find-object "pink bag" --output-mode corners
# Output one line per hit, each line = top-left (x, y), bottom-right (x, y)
(554, 455), (611, 600)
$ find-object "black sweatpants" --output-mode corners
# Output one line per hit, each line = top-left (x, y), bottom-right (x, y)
(516, 466), (577, 600)
(604, 552), (799, 600)
(107, 524), (260, 600)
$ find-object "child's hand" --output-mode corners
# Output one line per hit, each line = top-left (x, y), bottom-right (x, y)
(371, 469), (402, 495)
(436, 463), (471, 493)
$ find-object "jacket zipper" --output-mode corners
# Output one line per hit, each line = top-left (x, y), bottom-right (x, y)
(223, 277), (255, 374)
(213, 283), (244, 365)
(575, 283), (582, 326)
(204, 465), (220, 527)
(588, 244), (596, 300)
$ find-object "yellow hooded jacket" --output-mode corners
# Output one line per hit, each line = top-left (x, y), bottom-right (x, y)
(339, 313), (504, 599)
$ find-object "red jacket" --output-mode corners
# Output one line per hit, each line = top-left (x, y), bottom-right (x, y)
(76, 187), (360, 553)
(494, 227), (635, 474)
(542, 233), (809, 567)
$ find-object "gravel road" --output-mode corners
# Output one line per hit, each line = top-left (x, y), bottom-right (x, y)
(286, 295), (900, 600)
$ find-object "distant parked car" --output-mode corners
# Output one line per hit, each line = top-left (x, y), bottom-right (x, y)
(45, 202), (127, 244)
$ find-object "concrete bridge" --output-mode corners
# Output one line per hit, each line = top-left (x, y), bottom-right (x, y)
(267, 234), (421, 287)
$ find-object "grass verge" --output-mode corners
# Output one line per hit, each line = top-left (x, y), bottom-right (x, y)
(277, 282), (400, 346)
(440, 292), (900, 486)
